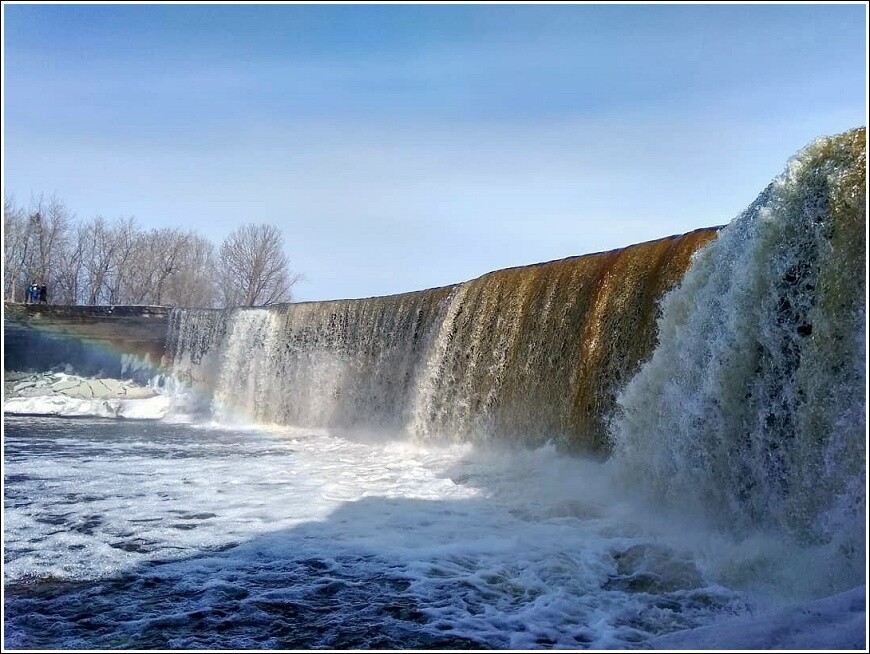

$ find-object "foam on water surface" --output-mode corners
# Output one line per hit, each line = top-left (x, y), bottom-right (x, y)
(5, 416), (771, 650)
(4, 130), (864, 650)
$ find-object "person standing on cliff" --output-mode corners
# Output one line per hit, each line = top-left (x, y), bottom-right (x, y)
(39, 284), (47, 304)
(27, 282), (38, 304)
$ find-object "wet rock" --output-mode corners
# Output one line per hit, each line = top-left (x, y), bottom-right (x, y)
(606, 543), (704, 594)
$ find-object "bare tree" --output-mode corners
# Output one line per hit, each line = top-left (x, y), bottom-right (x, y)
(102, 218), (139, 304)
(145, 228), (188, 305)
(80, 216), (125, 305)
(4, 193), (302, 308)
(4, 196), (28, 302)
(31, 196), (72, 293)
(124, 228), (218, 307)
(54, 221), (89, 305)
(161, 233), (218, 307)
(3, 194), (72, 303)
(218, 223), (300, 307)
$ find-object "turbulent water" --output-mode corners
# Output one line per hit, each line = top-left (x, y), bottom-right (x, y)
(167, 228), (716, 451)
(6, 416), (770, 650)
(613, 128), (867, 588)
(3, 129), (866, 650)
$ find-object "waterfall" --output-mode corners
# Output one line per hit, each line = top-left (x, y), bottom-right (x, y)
(212, 309), (281, 424)
(611, 128), (865, 587)
(395, 230), (717, 448)
(165, 229), (715, 449)
(166, 288), (455, 431)
(163, 126), (864, 590)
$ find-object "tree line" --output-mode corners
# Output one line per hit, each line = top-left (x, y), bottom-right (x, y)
(3, 195), (301, 308)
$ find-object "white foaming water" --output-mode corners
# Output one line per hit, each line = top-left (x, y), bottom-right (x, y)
(6, 416), (774, 649)
(5, 133), (864, 649)
(611, 132), (865, 600)
(408, 284), (471, 440)
(211, 309), (282, 425)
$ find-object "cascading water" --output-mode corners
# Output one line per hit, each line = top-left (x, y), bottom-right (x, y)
(212, 309), (282, 424)
(403, 229), (716, 448)
(6, 128), (865, 650)
(167, 289), (455, 430)
(611, 128), (866, 594)
(165, 228), (716, 450)
(160, 129), (864, 594)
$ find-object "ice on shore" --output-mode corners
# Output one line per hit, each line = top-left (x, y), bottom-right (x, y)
(4, 371), (170, 420)
(4, 393), (173, 420)
(8, 371), (156, 399)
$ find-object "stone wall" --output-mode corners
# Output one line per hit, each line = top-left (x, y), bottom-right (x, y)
(3, 304), (171, 381)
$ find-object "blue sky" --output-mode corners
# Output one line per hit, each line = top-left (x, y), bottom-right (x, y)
(3, 4), (866, 301)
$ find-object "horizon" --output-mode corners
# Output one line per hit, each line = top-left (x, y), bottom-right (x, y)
(3, 3), (867, 302)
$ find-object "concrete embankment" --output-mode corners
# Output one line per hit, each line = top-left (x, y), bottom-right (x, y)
(3, 304), (171, 381)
